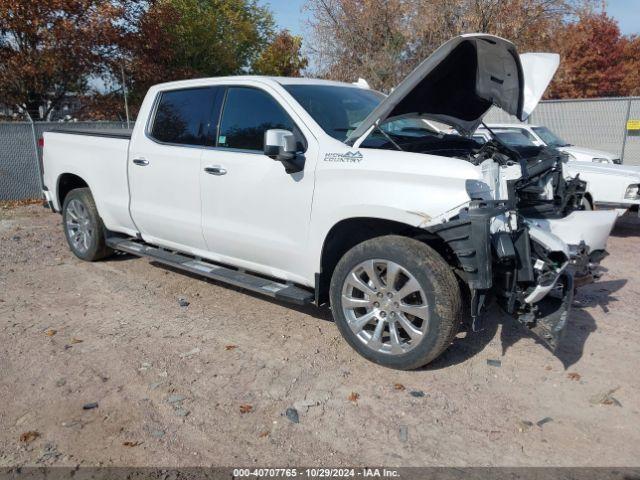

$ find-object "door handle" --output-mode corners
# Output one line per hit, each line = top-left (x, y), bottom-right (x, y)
(204, 165), (227, 176)
(133, 158), (149, 166)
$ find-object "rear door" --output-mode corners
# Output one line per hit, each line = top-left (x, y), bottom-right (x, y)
(128, 86), (221, 251)
(199, 85), (317, 283)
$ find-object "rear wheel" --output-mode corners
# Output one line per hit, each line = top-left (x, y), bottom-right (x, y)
(62, 188), (113, 261)
(329, 235), (462, 370)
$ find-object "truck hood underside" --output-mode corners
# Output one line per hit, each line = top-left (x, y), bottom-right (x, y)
(347, 34), (559, 141)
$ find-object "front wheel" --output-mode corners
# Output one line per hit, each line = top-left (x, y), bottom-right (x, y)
(62, 188), (113, 261)
(329, 235), (462, 370)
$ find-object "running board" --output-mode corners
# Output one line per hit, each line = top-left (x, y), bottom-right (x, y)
(106, 238), (314, 306)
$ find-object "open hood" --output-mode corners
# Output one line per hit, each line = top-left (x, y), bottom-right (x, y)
(346, 34), (559, 143)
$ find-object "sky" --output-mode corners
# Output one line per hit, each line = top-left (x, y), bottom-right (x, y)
(606, 0), (640, 36)
(260, 0), (640, 37)
(259, 0), (308, 36)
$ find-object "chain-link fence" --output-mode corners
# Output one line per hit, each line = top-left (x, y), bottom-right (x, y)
(0, 121), (129, 201)
(2, 98), (640, 201)
(484, 97), (640, 165)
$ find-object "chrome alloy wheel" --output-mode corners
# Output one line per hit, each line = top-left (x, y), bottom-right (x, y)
(341, 259), (430, 355)
(65, 199), (93, 254)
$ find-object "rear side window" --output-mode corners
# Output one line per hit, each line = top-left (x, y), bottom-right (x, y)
(150, 88), (219, 146)
(218, 87), (298, 151)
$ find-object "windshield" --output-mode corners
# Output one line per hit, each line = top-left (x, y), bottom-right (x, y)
(493, 130), (537, 147)
(284, 84), (383, 141)
(532, 126), (570, 147)
(380, 118), (437, 137)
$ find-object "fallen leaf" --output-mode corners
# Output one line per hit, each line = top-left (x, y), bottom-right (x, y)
(45, 329), (57, 337)
(544, 366), (552, 371)
(240, 404), (253, 414)
(19, 431), (40, 444)
(70, 338), (83, 344)
(348, 392), (359, 402)
(225, 345), (238, 351)
(393, 383), (405, 391)
(123, 441), (142, 447)
(567, 372), (581, 381)
(589, 387), (621, 406)
(258, 431), (269, 438)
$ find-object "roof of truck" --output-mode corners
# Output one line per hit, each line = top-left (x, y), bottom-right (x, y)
(151, 76), (365, 91)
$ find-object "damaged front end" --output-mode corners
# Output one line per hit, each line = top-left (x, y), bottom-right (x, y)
(428, 145), (615, 350)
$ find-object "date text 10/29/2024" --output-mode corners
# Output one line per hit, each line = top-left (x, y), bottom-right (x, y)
(232, 468), (400, 478)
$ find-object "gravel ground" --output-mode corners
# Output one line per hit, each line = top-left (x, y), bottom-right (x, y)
(1, 204), (639, 467)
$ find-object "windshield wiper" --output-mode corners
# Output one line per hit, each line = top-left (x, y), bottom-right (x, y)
(375, 126), (404, 151)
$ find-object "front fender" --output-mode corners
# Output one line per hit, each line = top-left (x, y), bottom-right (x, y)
(308, 160), (476, 278)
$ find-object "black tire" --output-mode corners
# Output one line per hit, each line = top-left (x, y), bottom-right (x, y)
(62, 188), (113, 261)
(329, 235), (462, 370)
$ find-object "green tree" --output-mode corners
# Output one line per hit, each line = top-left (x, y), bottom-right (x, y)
(252, 30), (308, 76)
(125, 0), (275, 101)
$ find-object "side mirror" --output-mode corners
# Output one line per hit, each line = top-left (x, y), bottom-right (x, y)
(264, 129), (304, 174)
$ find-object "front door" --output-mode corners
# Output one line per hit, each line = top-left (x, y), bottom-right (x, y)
(200, 85), (317, 284)
(129, 86), (220, 252)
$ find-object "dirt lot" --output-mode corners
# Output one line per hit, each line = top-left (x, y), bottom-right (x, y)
(1, 203), (639, 467)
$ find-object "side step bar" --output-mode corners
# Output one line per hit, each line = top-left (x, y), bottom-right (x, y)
(106, 237), (314, 306)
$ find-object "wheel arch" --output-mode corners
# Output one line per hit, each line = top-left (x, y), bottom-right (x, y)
(584, 191), (595, 210)
(57, 173), (89, 210)
(316, 217), (458, 305)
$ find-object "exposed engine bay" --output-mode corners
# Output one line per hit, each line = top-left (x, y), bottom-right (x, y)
(369, 130), (606, 350)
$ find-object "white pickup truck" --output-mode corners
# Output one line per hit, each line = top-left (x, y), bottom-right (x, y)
(42, 34), (618, 370)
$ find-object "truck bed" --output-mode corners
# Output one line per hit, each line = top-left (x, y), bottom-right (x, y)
(42, 129), (136, 235)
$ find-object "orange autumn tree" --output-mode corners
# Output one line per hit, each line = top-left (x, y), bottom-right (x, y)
(0, 0), (143, 119)
(548, 11), (629, 98)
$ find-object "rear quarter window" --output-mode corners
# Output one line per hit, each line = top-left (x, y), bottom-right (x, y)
(150, 88), (219, 146)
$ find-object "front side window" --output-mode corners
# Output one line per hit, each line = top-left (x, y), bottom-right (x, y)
(218, 87), (298, 151)
(284, 85), (384, 141)
(150, 88), (218, 145)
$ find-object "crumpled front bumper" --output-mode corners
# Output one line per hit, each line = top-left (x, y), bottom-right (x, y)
(429, 202), (617, 350)
(525, 210), (618, 254)
(516, 209), (617, 349)
(521, 273), (574, 349)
